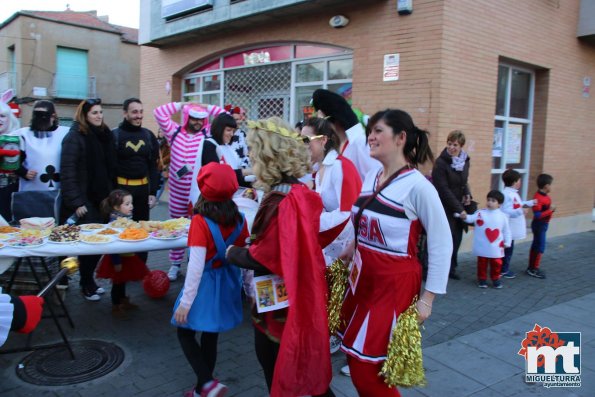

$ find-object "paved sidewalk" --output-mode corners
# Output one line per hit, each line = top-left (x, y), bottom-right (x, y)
(1, 201), (593, 396)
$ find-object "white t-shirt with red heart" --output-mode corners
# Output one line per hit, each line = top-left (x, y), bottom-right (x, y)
(465, 208), (511, 258)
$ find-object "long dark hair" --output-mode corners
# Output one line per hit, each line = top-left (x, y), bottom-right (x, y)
(100, 189), (131, 217)
(210, 113), (237, 145)
(303, 117), (340, 155)
(367, 109), (434, 166)
(74, 98), (108, 134)
(194, 196), (242, 227)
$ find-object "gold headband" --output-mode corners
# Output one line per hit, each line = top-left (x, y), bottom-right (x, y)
(247, 120), (302, 141)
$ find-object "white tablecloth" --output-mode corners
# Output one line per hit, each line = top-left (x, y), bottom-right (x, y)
(0, 236), (188, 274)
(0, 236), (188, 258)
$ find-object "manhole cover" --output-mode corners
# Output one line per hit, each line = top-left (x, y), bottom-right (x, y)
(16, 340), (125, 386)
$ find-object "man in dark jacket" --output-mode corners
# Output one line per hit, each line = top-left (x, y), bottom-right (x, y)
(113, 98), (160, 222)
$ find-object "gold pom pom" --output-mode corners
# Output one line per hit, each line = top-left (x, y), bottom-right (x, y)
(380, 296), (426, 388)
(326, 258), (349, 336)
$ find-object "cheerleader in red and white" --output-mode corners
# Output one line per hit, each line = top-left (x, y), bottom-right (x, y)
(339, 109), (451, 396)
(461, 190), (511, 289)
(301, 117), (362, 263)
(153, 101), (224, 281)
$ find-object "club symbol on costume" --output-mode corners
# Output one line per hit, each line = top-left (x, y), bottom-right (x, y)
(485, 228), (500, 243)
(126, 140), (146, 152)
(39, 165), (60, 188)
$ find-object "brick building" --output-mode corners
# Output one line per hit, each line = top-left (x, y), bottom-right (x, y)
(139, 0), (595, 239)
(0, 9), (139, 127)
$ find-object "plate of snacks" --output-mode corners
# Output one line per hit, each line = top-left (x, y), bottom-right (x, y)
(81, 234), (113, 244)
(110, 217), (139, 229)
(20, 228), (51, 238)
(118, 228), (149, 242)
(97, 228), (119, 235)
(48, 225), (81, 243)
(161, 217), (191, 231)
(0, 233), (11, 240)
(80, 223), (105, 232)
(140, 220), (163, 232)
(0, 225), (20, 234)
(150, 229), (186, 240)
(6, 236), (46, 248)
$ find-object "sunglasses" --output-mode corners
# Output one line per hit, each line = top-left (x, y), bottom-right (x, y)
(302, 135), (325, 144)
(85, 98), (102, 106)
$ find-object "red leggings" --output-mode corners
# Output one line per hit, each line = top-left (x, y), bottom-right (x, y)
(477, 257), (502, 281)
(347, 356), (401, 397)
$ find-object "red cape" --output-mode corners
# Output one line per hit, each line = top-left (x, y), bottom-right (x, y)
(249, 184), (332, 397)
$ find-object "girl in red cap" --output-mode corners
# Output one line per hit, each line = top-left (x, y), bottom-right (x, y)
(226, 117), (334, 397)
(171, 162), (249, 397)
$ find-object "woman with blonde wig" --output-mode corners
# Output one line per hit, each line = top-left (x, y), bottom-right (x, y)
(226, 117), (334, 397)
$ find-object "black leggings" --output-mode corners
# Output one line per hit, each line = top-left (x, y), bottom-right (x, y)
(177, 328), (219, 391)
(254, 328), (335, 397)
(111, 282), (126, 305)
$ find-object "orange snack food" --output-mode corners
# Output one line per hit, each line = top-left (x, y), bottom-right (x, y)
(0, 226), (20, 233)
(119, 228), (149, 240)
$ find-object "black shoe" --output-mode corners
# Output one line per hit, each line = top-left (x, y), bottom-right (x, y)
(449, 272), (461, 280)
(526, 268), (546, 279)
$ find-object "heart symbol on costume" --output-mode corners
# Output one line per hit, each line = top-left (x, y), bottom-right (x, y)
(513, 199), (521, 209)
(486, 228), (499, 243)
(477, 219), (484, 226)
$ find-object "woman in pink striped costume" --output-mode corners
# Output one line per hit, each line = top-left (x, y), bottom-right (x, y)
(153, 101), (224, 281)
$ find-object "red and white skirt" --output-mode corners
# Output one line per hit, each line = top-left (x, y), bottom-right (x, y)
(338, 249), (421, 363)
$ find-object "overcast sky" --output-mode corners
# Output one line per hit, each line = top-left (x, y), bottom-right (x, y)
(0, 0), (141, 29)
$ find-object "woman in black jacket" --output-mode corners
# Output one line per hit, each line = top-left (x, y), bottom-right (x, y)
(60, 98), (117, 300)
(431, 130), (472, 280)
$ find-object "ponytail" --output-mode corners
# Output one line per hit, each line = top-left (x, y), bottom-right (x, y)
(368, 109), (434, 167)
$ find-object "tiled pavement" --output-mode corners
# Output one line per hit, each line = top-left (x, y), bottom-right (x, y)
(1, 201), (593, 396)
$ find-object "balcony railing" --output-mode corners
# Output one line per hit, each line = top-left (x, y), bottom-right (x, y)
(0, 72), (17, 95)
(51, 74), (96, 99)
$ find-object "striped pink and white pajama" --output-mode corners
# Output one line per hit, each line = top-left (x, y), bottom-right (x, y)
(153, 102), (224, 265)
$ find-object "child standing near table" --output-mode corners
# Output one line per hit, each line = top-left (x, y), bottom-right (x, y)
(96, 189), (149, 317)
(461, 190), (511, 288)
(172, 162), (249, 397)
(500, 169), (535, 278)
(526, 173), (555, 279)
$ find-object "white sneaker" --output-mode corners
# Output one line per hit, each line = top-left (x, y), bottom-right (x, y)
(168, 265), (180, 281)
(95, 287), (106, 294)
(340, 364), (350, 377)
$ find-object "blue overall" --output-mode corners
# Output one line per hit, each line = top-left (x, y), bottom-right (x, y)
(171, 216), (245, 332)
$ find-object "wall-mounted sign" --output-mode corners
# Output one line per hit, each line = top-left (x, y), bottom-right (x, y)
(583, 76), (591, 98)
(506, 124), (523, 164)
(243, 51), (271, 65)
(383, 53), (400, 82)
(33, 87), (47, 97)
(161, 0), (213, 19)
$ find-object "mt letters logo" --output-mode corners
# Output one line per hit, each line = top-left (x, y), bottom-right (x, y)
(518, 324), (581, 388)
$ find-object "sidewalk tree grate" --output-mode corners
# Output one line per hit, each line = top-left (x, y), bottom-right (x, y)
(15, 340), (124, 386)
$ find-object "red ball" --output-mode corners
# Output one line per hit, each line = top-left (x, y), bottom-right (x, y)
(143, 270), (170, 298)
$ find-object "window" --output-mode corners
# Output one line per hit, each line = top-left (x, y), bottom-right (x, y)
(182, 44), (352, 124)
(55, 47), (88, 99)
(492, 64), (535, 197)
